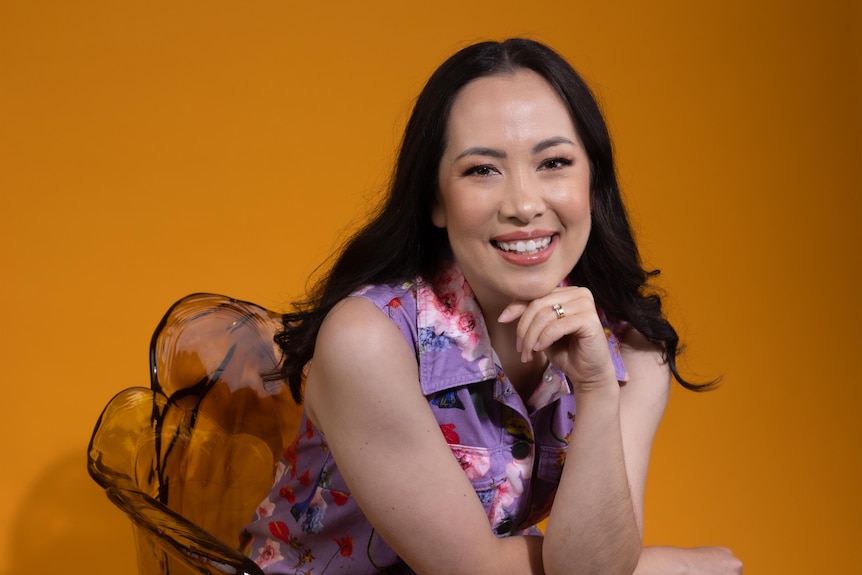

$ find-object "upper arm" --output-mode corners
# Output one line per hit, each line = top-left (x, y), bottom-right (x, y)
(304, 297), (542, 575)
(618, 328), (671, 535)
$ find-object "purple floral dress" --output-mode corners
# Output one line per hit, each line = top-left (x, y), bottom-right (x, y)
(241, 264), (628, 574)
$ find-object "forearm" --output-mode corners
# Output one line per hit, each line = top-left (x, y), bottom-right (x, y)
(542, 386), (641, 575)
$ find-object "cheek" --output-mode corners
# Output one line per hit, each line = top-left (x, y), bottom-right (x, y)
(560, 186), (592, 223)
(578, 197), (592, 222)
(433, 191), (485, 232)
(431, 198), (447, 228)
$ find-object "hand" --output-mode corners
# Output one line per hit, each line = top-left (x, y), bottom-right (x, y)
(498, 286), (616, 392)
(639, 546), (743, 575)
(677, 547), (743, 575)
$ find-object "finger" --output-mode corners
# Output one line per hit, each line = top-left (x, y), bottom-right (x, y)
(528, 305), (593, 356)
(516, 299), (560, 362)
(520, 303), (568, 362)
(497, 300), (528, 324)
(498, 301), (530, 354)
(516, 289), (580, 361)
(520, 290), (602, 365)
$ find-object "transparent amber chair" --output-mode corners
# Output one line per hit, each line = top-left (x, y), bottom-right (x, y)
(88, 293), (301, 575)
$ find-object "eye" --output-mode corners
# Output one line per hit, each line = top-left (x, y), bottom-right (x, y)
(539, 157), (573, 170)
(462, 164), (500, 177)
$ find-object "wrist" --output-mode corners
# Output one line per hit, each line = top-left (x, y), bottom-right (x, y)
(571, 373), (621, 404)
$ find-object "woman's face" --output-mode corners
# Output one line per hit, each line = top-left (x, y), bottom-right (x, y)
(434, 69), (592, 313)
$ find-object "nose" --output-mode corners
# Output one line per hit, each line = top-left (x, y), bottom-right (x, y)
(499, 172), (545, 223)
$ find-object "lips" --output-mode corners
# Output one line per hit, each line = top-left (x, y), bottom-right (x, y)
(490, 233), (558, 266)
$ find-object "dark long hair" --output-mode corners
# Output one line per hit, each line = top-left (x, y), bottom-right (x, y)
(274, 38), (714, 403)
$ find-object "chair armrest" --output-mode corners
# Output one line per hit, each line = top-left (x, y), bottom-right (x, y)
(105, 486), (265, 575)
(88, 387), (267, 575)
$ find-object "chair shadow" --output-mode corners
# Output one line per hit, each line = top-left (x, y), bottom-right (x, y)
(2, 450), (136, 575)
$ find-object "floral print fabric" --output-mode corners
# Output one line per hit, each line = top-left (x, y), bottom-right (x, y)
(242, 263), (628, 573)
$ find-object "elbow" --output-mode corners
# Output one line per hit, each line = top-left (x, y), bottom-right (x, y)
(543, 535), (641, 575)
(619, 543), (642, 575)
(615, 539), (642, 575)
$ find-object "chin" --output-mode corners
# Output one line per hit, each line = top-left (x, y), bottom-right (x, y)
(506, 281), (563, 302)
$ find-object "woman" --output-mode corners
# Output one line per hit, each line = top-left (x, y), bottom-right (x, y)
(242, 38), (742, 575)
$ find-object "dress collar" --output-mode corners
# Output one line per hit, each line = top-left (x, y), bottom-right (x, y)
(415, 263), (628, 401)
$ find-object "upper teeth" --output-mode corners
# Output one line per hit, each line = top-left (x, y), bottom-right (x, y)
(495, 237), (552, 254)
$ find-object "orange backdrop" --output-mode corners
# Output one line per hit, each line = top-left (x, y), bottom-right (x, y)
(1, 1), (859, 573)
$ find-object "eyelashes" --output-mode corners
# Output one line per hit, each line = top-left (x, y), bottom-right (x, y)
(461, 164), (499, 177)
(460, 157), (574, 177)
(539, 157), (573, 170)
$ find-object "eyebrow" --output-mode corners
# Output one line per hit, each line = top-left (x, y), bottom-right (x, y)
(454, 137), (576, 160)
(455, 146), (506, 160)
(533, 136), (576, 153)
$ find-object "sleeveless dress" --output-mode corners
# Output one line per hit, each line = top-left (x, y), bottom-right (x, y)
(241, 263), (628, 573)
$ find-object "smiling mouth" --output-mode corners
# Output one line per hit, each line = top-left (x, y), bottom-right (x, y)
(492, 236), (553, 255)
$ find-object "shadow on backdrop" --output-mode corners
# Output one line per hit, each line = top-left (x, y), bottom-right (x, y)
(4, 451), (136, 575)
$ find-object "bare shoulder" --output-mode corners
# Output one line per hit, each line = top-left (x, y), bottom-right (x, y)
(318, 295), (403, 344)
(620, 325), (662, 355)
(312, 295), (415, 368)
(618, 326), (670, 409)
(304, 295), (421, 427)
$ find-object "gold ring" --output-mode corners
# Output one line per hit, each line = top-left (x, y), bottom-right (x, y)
(552, 303), (565, 320)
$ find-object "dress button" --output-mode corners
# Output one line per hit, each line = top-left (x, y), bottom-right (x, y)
(544, 373), (554, 383)
(511, 441), (530, 460)
(495, 518), (514, 535)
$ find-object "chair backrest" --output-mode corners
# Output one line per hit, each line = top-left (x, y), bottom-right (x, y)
(88, 293), (302, 575)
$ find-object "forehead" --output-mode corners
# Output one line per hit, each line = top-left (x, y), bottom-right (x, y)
(446, 69), (576, 145)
